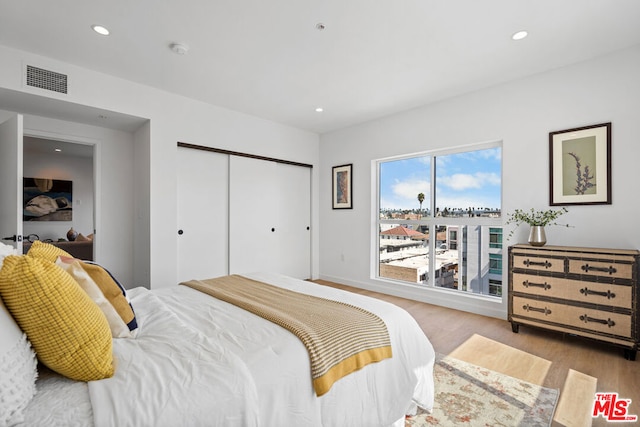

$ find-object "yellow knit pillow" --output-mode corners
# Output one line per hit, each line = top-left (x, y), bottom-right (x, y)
(29, 241), (138, 333)
(0, 255), (114, 381)
(26, 240), (72, 263)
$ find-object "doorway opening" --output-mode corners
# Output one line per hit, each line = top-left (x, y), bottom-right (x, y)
(22, 135), (96, 260)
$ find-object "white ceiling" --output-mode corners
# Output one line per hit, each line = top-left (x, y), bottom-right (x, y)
(1, 0), (639, 134)
(24, 136), (94, 159)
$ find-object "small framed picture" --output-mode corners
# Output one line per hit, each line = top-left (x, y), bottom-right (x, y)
(549, 122), (611, 206)
(332, 164), (353, 209)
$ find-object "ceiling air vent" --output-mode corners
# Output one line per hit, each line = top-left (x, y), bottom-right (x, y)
(25, 65), (68, 94)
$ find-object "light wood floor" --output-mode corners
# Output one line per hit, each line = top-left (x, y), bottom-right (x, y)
(315, 280), (640, 426)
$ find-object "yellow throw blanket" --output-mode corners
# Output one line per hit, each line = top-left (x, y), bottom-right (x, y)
(181, 275), (392, 396)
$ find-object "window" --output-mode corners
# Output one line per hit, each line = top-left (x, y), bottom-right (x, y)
(448, 229), (458, 250)
(489, 227), (502, 249)
(489, 279), (503, 297)
(376, 143), (502, 297)
(489, 253), (502, 274)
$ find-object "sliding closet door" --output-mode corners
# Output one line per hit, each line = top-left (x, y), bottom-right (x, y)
(274, 163), (311, 279)
(176, 147), (228, 283)
(229, 156), (311, 279)
(229, 156), (277, 275)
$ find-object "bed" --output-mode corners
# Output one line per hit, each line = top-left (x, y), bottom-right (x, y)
(0, 242), (435, 427)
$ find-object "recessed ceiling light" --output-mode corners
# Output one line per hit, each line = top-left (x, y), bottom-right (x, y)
(512, 30), (528, 41)
(91, 25), (110, 36)
(315, 107), (324, 113)
(54, 148), (62, 152)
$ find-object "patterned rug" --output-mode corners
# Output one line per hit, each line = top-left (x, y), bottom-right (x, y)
(406, 354), (559, 426)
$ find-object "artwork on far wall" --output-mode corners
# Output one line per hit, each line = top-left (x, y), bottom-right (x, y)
(549, 122), (611, 206)
(23, 177), (73, 221)
(332, 163), (353, 209)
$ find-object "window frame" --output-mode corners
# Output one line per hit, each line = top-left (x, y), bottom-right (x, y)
(373, 140), (503, 299)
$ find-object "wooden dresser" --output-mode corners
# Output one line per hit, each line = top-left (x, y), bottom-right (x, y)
(508, 244), (639, 360)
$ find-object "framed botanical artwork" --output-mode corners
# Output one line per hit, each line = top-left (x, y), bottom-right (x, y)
(332, 163), (353, 209)
(549, 122), (611, 206)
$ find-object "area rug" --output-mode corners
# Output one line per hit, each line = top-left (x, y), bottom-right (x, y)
(444, 334), (597, 426)
(406, 354), (559, 426)
(553, 369), (597, 427)
(448, 334), (551, 385)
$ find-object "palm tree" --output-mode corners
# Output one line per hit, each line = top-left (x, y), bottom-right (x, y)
(417, 193), (425, 218)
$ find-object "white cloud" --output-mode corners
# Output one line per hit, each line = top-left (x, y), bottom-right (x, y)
(476, 172), (501, 185)
(392, 178), (430, 201)
(379, 178), (430, 209)
(439, 172), (500, 191)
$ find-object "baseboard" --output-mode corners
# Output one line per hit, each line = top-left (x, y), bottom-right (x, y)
(319, 274), (507, 320)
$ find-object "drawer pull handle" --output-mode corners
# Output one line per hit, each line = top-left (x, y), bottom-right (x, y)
(523, 259), (552, 268)
(523, 280), (551, 290)
(581, 264), (617, 275)
(579, 314), (615, 328)
(522, 304), (551, 315)
(579, 287), (616, 299)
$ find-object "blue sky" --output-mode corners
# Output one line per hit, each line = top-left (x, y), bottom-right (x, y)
(379, 147), (501, 211)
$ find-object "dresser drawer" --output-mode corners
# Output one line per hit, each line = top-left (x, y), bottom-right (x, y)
(512, 273), (633, 309)
(512, 254), (565, 274)
(512, 296), (632, 338)
(568, 258), (635, 280)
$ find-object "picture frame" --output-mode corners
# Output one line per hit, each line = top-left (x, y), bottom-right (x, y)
(332, 163), (353, 209)
(23, 177), (73, 221)
(549, 122), (611, 206)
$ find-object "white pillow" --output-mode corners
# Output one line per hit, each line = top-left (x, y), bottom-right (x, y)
(55, 256), (133, 338)
(0, 296), (38, 426)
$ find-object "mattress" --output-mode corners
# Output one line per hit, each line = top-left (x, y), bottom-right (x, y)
(20, 272), (435, 427)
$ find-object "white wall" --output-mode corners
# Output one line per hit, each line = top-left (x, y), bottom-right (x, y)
(319, 45), (640, 319)
(0, 44), (320, 289)
(23, 145), (94, 242)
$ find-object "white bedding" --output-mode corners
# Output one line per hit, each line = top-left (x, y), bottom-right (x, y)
(20, 368), (93, 427)
(26, 272), (435, 427)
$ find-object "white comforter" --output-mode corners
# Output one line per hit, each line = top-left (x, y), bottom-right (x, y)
(88, 272), (435, 427)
